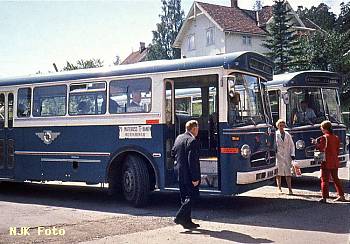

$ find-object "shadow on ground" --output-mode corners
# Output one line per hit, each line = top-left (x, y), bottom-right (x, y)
(181, 228), (273, 243)
(0, 176), (349, 235)
(286, 175), (350, 193)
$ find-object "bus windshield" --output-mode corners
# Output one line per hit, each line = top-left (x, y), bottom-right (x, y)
(228, 73), (267, 126)
(322, 88), (342, 123)
(287, 87), (342, 126)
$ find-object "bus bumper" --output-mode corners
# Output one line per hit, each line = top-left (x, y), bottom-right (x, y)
(236, 166), (278, 185)
(294, 154), (349, 169)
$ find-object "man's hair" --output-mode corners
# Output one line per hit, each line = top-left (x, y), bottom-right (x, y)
(276, 119), (285, 127)
(320, 120), (333, 133)
(185, 120), (198, 131)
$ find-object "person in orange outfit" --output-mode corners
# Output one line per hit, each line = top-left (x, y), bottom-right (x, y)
(314, 120), (346, 203)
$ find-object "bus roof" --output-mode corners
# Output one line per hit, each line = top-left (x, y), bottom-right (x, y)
(267, 70), (340, 87)
(0, 51), (273, 87)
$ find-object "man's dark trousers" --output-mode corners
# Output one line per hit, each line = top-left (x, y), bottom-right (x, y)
(175, 182), (199, 223)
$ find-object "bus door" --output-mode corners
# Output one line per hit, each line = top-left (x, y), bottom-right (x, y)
(164, 80), (176, 186)
(0, 92), (15, 179)
(168, 75), (220, 189)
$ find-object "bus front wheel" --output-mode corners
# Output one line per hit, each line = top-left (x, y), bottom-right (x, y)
(122, 155), (150, 207)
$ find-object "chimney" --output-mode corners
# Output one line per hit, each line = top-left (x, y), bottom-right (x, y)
(256, 11), (260, 27)
(231, 0), (238, 8)
(139, 42), (146, 52)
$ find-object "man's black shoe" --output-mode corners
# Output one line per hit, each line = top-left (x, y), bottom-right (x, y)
(174, 218), (199, 229)
(182, 221), (199, 229)
(188, 221), (200, 228)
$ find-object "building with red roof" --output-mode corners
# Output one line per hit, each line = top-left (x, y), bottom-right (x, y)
(173, 0), (320, 58)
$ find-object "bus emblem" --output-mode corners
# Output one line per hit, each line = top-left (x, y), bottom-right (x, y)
(36, 130), (60, 145)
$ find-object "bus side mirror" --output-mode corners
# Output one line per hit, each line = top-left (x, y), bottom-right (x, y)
(282, 93), (289, 105)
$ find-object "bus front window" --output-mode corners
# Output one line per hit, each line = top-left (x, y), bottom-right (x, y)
(323, 88), (342, 123)
(287, 88), (325, 126)
(228, 73), (265, 126)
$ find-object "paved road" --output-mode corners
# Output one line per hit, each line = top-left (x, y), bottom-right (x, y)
(0, 167), (349, 244)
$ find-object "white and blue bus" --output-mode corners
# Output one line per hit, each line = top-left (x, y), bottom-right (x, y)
(267, 71), (349, 172)
(0, 52), (277, 206)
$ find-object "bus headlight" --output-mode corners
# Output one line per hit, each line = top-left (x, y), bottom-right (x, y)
(346, 135), (349, 146)
(295, 140), (305, 150)
(241, 144), (251, 158)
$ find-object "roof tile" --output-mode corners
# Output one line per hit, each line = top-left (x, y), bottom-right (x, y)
(197, 2), (267, 35)
(121, 48), (148, 65)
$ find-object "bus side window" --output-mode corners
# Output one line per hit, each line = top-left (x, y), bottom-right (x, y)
(68, 82), (107, 116)
(33, 85), (67, 117)
(110, 78), (152, 114)
(17, 88), (31, 118)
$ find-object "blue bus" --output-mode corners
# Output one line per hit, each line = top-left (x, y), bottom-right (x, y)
(267, 71), (349, 173)
(0, 52), (277, 206)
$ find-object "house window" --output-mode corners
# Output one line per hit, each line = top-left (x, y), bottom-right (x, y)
(242, 35), (252, 45)
(206, 28), (214, 45)
(188, 34), (195, 50)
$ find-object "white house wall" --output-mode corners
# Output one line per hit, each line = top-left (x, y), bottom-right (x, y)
(180, 14), (225, 58)
(225, 33), (268, 55)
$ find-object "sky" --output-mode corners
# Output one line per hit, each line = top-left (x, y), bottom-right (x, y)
(0, 0), (344, 77)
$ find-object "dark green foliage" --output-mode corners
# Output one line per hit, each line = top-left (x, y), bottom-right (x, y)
(300, 31), (350, 72)
(263, 0), (302, 74)
(63, 59), (104, 71)
(146, 0), (184, 60)
(297, 3), (336, 31)
(336, 2), (350, 33)
(294, 2), (350, 104)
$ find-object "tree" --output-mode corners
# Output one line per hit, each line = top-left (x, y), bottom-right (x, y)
(146, 0), (184, 60)
(302, 31), (349, 71)
(295, 2), (350, 109)
(297, 3), (336, 31)
(63, 58), (104, 71)
(263, 0), (302, 74)
(336, 2), (350, 33)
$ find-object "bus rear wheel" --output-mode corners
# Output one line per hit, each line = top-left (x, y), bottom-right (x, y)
(122, 155), (150, 207)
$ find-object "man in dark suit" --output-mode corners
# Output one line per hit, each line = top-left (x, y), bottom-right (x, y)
(172, 120), (201, 229)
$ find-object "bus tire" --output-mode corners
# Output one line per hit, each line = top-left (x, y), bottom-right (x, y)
(122, 155), (150, 207)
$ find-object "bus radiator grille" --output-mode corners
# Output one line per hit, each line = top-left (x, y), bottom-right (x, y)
(250, 150), (275, 168)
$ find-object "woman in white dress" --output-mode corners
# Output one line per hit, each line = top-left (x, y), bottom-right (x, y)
(275, 119), (295, 195)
